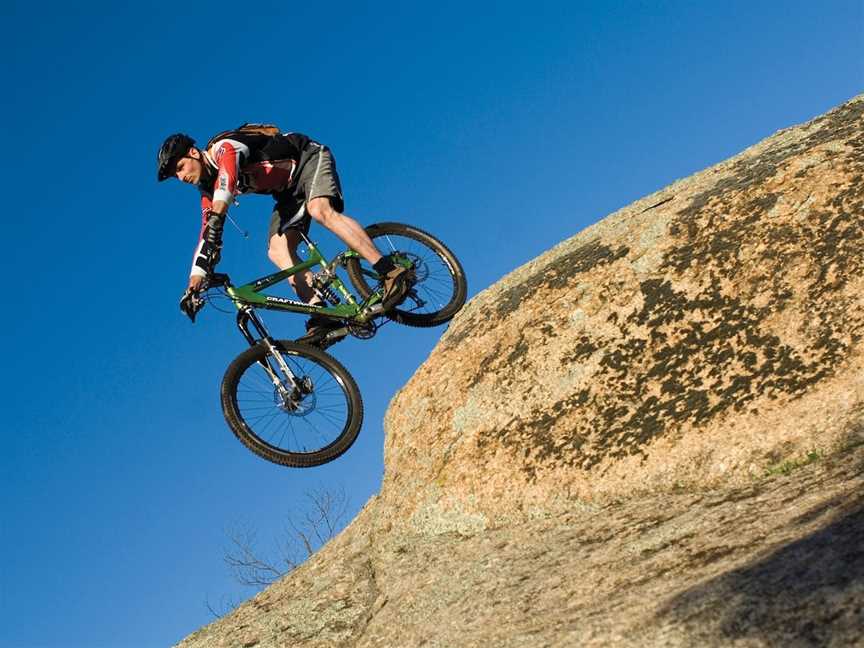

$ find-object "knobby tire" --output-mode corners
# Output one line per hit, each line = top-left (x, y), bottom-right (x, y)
(221, 340), (363, 468)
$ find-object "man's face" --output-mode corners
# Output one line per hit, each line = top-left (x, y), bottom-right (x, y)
(174, 147), (203, 184)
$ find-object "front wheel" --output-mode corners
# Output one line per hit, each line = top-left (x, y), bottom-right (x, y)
(221, 340), (363, 467)
(346, 222), (468, 327)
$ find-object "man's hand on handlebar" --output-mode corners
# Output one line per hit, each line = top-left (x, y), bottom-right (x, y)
(188, 274), (205, 292)
(180, 282), (206, 322)
(180, 268), (231, 322)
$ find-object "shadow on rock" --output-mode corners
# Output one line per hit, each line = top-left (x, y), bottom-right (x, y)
(656, 494), (864, 645)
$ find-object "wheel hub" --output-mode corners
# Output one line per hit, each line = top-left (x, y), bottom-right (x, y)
(274, 377), (316, 416)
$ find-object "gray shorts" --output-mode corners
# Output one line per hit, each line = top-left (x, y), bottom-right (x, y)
(268, 145), (345, 240)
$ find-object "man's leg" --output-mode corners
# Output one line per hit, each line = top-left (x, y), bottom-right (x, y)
(298, 143), (411, 308)
(306, 197), (382, 264)
(269, 225), (346, 346)
(267, 229), (319, 304)
(267, 200), (348, 346)
(306, 197), (414, 308)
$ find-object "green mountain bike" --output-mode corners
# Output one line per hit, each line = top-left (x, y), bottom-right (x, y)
(186, 222), (467, 468)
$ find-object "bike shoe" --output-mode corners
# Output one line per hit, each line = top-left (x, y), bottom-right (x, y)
(296, 317), (348, 349)
(381, 265), (416, 311)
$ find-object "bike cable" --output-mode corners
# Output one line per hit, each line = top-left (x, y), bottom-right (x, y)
(203, 288), (237, 315)
(225, 211), (249, 239)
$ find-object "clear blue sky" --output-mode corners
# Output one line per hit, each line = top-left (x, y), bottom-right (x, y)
(1, 1), (861, 646)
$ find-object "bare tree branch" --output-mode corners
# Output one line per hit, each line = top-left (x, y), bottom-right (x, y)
(221, 486), (351, 590)
(204, 593), (240, 620)
(222, 525), (289, 587)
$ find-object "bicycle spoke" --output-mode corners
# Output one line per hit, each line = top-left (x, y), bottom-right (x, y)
(233, 348), (352, 456)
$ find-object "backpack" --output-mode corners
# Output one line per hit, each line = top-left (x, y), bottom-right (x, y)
(205, 123), (280, 149)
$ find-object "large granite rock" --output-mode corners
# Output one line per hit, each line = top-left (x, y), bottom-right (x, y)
(176, 95), (864, 647)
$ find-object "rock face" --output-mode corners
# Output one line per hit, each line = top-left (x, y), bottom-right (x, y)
(176, 96), (864, 647)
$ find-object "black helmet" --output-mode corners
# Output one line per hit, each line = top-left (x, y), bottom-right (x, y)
(157, 133), (196, 181)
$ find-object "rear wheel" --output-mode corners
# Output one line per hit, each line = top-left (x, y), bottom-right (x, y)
(346, 222), (467, 327)
(221, 340), (363, 467)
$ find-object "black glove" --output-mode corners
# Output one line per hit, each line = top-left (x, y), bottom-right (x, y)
(203, 209), (225, 247)
(204, 224), (223, 247)
(180, 287), (205, 323)
(205, 242), (222, 271)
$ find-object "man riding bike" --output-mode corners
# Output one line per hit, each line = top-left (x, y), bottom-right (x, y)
(157, 124), (414, 345)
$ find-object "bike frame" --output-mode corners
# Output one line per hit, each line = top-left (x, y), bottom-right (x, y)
(228, 236), (380, 318)
(207, 231), (396, 352)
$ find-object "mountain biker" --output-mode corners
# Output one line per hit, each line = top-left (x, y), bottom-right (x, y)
(156, 125), (414, 345)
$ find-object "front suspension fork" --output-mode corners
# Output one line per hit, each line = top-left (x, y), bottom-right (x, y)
(236, 308), (301, 393)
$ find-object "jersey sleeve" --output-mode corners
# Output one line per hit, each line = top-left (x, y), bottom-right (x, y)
(190, 194), (216, 278)
(210, 138), (251, 204)
(188, 138), (251, 278)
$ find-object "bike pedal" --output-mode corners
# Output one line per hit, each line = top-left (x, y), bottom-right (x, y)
(325, 327), (349, 341)
(318, 328), (348, 350)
